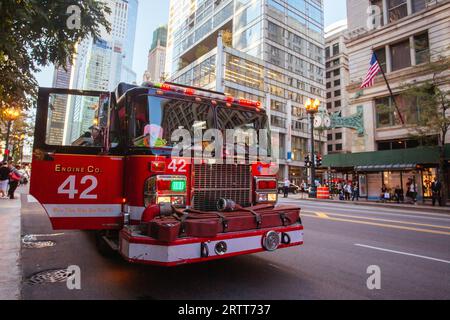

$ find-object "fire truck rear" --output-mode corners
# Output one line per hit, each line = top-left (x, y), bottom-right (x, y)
(30, 82), (303, 266)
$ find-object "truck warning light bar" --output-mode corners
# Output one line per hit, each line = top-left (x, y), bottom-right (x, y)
(148, 82), (262, 109)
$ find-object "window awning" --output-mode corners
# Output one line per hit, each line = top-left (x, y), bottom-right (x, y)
(355, 164), (417, 172)
(323, 145), (450, 169)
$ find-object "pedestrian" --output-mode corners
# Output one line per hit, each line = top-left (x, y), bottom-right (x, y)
(283, 178), (290, 198)
(406, 178), (418, 205)
(352, 182), (359, 201)
(394, 185), (403, 203)
(0, 162), (10, 199)
(7, 162), (22, 200)
(380, 184), (389, 202)
(431, 177), (442, 207)
(338, 183), (344, 201)
(345, 182), (352, 201)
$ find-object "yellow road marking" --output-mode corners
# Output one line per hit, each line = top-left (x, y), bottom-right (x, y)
(302, 214), (450, 236)
(316, 212), (329, 219)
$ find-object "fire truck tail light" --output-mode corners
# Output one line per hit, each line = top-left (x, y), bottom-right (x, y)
(157, 196), (185, 206)
(144, 175), (187, 208)
(257, 180), (277, 190)
(257, 193), (277, 203)
(157, 180), (172, 191)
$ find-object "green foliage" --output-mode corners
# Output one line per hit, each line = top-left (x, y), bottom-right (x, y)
(0, 0), (111, 110)
(400, 56), (450, 146)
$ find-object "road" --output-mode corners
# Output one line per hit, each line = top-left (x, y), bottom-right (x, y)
(20, 195), (450, 300)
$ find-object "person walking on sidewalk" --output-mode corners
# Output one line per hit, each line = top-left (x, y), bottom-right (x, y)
(0, 162), (10, 199)
(7, 162), (22, 200)
(431, 177), (442, 207)
(351, 182), (359, 201)
(406, 178), (418, 205)
(283, 178), (290, 198)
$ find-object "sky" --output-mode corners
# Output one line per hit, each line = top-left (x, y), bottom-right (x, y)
(34, 0), (347, 87)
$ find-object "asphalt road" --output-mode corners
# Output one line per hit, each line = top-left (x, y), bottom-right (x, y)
(20, 195), (450, 300)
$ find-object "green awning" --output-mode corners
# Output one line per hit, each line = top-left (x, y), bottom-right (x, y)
(323, 145), (450, 169)
(355, 164), (417, 172)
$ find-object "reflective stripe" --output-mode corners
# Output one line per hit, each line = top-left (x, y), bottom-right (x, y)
(43, 204), (122, 218)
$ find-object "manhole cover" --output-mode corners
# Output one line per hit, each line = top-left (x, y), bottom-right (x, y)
(22, 240), (56, 249)
(26, 269), (73, 285)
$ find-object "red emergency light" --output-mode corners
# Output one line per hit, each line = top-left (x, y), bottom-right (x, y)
(257, 179), (277, 190)
(152, 82), (261, 109)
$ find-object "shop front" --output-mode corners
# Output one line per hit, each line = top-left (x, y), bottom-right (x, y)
(323, 146), (449, 202)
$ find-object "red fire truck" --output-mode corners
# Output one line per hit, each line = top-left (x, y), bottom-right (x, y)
(30, 82), (303, 266)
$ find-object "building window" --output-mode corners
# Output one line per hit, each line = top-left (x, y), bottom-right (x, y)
(412, 0), (426, 13)
(334, 79), (340, 87)
(326, 102), (332, 109)
(325, 47), (330, 59)
(370, 0), (384, 26)
(333, 69), (340, 76)
(332, 43), (339, 56)
(327, 144), (333, 152)
(333, 59), (340, 66)
(326, 82), (331, 89)
(391, 39), (411, 71)
(327, 134), (333, 141)
(335, 144), (343, 151)
(414, 33), (430, 65)
(334, 90), (341, 97)
(374, 47), (387, 73)
(375, 96), (395, 128)
(334, 100), (341, 108)
(326, 71), (331, 79)
(388, 0), (407, 23)
(326, 92), (332, 99)
(335, 133), (342, 140)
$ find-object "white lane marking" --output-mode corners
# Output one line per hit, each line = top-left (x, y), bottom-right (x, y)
(355, 244), (450, 264)
(282, 200), (450, 221)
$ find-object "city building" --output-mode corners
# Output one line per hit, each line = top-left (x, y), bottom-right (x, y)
(165, 0), (327, 185)
(46, 0), (139, 146)
(144, 25), (168, 82)
(324, 19), (351, 155)
(324, 0), (450, 200)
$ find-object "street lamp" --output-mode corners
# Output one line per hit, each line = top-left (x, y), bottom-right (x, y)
(305, 98), (321, 198)
(2, 107), (21, 162)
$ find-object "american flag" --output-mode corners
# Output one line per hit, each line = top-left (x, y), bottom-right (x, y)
(360, 53), (381, 89)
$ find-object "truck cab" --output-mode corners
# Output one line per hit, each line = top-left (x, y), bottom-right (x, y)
(30, 82), (303, 266)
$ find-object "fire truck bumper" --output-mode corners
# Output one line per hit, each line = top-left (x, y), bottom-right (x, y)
(119, 225), (304, 266)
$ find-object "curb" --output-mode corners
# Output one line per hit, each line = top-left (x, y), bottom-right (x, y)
(286, 196), (450, 214)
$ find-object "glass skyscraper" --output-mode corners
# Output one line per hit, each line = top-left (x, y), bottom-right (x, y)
(166, 0), (326, 183)
(49, 0), (139, 145)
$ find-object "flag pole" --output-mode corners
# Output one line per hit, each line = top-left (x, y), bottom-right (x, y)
(373, 52), (405, 125)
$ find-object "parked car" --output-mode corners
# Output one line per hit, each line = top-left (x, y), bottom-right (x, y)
(278, 182), (300, 194)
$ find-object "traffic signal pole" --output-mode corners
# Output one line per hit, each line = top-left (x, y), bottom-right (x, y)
(309, 114), (317, 198)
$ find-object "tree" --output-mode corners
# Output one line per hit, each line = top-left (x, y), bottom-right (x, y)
(400, 54), (450, 205)
(0, 0), (111, 110)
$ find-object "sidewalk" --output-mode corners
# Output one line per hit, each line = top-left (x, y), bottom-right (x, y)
(0, 186), (25, 300)
(287, 193), (450, 214)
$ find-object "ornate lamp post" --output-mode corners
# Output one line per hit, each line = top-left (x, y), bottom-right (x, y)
(2, 107), (21, 162)
(305, 98), (321, 198)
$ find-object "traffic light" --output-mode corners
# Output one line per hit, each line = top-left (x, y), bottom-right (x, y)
(317, 154), (322, 167)
(305, 155), (311, 167)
